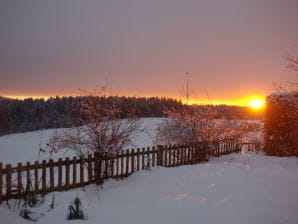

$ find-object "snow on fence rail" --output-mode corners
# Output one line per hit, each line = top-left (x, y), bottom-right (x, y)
(0, 141), (242, 203)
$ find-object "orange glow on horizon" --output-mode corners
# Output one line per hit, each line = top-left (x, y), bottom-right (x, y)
(3, 93), (266, 108)
(181, 94), (266, 108)
(3, 95), (55, 100)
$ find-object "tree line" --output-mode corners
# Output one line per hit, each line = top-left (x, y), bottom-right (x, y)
(0, 96), (262, 136)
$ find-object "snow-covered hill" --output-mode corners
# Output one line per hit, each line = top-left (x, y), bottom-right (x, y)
(0, 118), (166, 165)
(0, 117), (262, 165)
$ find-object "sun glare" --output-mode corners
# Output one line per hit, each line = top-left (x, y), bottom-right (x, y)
(249, 99), (265, 110)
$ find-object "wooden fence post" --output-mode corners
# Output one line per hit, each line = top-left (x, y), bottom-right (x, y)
(87, 155), (92, 183)
(73, 157), (77, 187)
(6, 164), (12, 200)
(116, 151), (119, 179)
(146, 147), (151, 170)
(164, 146), (168, 167)
(0, 163), (2, 204)
(80, 157), (84, 187)
(136, 148), (140, 171)
(17, 163), (22, 198)
(42, 160), (47, 194)
(125, 150), (129, 177)
(152, 146), (156, 167)
(58, 159), (62, 191)
(141, 148), (145, 170)
(49, 159), (54, 191)
(94, 152), (102, 185)
(65, 158), (70, 190)
(34, 161), (39, 194)
(104, 157), (108, 179)
(120, 151), (124, 179)
(26, 162), (30, 190)
(131, 149), (135, 174)
(157, 145), (164, 166)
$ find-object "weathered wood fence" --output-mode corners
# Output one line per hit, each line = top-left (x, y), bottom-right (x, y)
(0, 141), (242, 203)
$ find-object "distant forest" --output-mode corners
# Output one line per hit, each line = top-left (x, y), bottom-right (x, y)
(0, 96), (262, 136)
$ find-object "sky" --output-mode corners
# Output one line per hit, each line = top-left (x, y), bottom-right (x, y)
(1, 0), (297, 105)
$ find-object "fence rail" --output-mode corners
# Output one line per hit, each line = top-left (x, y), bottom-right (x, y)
(0, 140), (243, 203)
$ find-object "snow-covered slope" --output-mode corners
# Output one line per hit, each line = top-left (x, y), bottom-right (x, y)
(0, 117), (262, 165)
(0, 118), (166, 165)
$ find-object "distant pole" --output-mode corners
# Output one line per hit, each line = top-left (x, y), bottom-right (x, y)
(185, 72), (191, 103)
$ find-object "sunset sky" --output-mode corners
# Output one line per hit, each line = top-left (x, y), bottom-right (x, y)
(1, 0), (297, 106)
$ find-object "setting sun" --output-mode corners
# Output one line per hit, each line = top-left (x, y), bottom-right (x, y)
(249, 99), (265, 110)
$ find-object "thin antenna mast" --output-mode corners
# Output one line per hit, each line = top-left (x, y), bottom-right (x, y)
(185, 72), (191, 103)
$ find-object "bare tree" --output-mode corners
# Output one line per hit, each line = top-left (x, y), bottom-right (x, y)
(282, 50), (298, 92)
(284, 52), (298, 72)
(48, 88), (140, 157)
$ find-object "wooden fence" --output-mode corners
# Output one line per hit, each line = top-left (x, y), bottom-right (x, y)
(0, 140), (242, 204)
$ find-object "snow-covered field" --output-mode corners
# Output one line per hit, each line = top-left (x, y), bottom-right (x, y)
(0, 118), (165, 165)
(0, 117), (262, 165)
(1, 117), (297, 224)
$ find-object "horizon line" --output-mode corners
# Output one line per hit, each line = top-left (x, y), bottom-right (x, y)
(1, 93), (266, 108)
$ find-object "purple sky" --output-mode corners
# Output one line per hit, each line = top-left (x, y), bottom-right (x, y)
(1, 0), (297, 103)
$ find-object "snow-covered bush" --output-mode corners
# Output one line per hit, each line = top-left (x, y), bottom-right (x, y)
(263, 92), (298, 156)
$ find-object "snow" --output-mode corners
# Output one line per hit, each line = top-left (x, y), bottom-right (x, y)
(1, 152), (298, 224)
(268, 92), (297, 102)
(0, 117), (262, 166)
(0, 118), (166, 165)
(1, 118), (297, 224)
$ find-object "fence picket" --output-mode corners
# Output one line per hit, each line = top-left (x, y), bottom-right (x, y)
(73, 157), (77, 187)
(146, 147), (151, 169)
(0, 163), (2, 203)
(120, 151), (124, 179)
(111, 157), (115, 178)
(58, 159), (62, 190)
(26, 162), (30, 189)
(152, 147), (155, 167)
(87, 155), (92, 183)
(125, 150), (129, 177)
(42, 160), (47, 194)
(17, 163), (22, 198)
(131, 149), (135, 174)
(49, 160), (54, 191)
(169, 146), (173, 166)
(136, 148), (140, 172)
(116, 152), (119, 179)
(34, 161), (39, 193)
(6, 164), (12, 199)
(65, 158), (70, 190)
(80, 157), (84, 187)
(104, 158), (108, 179)
(164, 146), (168, 167)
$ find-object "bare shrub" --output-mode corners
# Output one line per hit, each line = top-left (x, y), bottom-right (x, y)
(157, 105), (243, 146)
(48, 88), (140, 157)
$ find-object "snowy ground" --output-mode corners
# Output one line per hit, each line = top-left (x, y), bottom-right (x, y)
(2, 118), (296, 224)
(0, 117), (261, 165)
(1, 152), (298, 224)
(0, 118), (166, 165)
